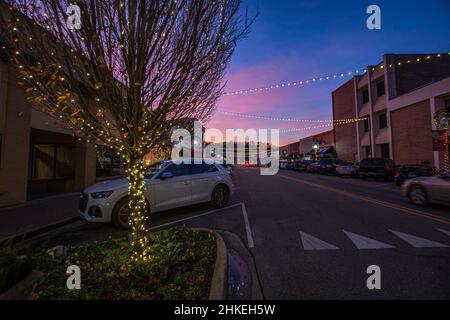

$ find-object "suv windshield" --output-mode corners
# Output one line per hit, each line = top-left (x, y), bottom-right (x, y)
(144, 161), (167, 179)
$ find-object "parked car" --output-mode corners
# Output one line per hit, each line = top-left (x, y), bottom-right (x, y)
(286, 161), (296, 170)
(79, 160), (234, 229)
(220, 164), (233, 178)
(279, 160), (288, 170)
(316, 159), (343, 174)
(358, 158), (396, 181)
(306, 161), (320, 173)
(402, 170), (450, 206)
(336, 162), (359, 177)
(295, 160), (315, 172)
(394, 165), (433, 186)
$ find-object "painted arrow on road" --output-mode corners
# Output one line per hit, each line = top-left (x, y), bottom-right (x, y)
(437, 228), (450, 237)
(343, 230), (396, 249)
(299, 231), (339, 250)
(389, 230), (449, 248)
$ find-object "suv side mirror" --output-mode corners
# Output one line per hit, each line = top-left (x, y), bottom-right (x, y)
(160, 172), (174, 180)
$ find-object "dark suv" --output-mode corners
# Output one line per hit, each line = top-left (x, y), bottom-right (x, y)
(317, 159), (342, 174)
(359, 158), (395, 181)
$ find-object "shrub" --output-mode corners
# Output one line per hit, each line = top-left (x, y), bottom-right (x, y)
(32, 228), (216, 300)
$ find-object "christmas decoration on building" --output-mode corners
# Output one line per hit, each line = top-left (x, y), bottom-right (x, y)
(434, 109), (450, 170)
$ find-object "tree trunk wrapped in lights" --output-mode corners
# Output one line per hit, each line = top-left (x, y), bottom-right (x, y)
(127, 155), (150, 261)
(0, 0), (255, 261)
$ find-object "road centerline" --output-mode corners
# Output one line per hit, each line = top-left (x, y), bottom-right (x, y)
(276, 173), (450, 225)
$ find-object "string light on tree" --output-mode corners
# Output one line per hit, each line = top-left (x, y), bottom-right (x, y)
(1, 0), (253, 262)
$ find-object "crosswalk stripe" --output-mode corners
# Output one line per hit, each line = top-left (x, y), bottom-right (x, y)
(389, 230), (449, 248)
(299, 231), (339, 250)
(343, 230), (395, 249)
(437, 228), (450, 237)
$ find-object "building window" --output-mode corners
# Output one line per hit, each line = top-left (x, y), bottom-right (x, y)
(376, 80), (385, 98)
(363, 118), (369, 132)
(31, 143), (75, 180)
(380, 144), (390, 159)
(445, 99), (450, 114)
(96, 145), (125, 178)
(378, 113), (387, 129)
(362, 89), (369, 104)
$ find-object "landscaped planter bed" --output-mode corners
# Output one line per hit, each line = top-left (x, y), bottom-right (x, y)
(1, 228), (219, 300)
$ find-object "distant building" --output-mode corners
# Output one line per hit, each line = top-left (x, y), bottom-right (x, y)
(299, 130), (335, 160)
(281, 129), (335, 160)
(332, 53), (450, 169)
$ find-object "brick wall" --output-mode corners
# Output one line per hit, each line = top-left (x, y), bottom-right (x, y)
(390, 100), (433, 166)
(392, 54), (450, 98)
(332, 79), (358, 162)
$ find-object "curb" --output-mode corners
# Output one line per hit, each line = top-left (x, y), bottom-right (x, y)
(209, 231), (227, 300)
(0, 270), (44, 300)
(192, 228), (228, 300)
(0, 216), (82, 245)
(218, 230), (264, 300)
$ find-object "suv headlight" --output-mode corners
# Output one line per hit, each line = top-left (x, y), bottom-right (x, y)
(91, 191), (114, 199)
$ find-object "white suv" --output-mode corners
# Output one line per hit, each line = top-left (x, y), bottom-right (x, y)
(79, 161), (234, 228)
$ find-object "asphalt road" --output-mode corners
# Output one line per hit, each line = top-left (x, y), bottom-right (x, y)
(41, 166), (450, 299)
(230, 167), (450, 299)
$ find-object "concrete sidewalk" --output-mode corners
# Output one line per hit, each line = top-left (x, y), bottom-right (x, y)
(0, 193), (81, 241)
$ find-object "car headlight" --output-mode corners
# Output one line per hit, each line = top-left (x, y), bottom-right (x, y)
(91, 191), (114, 199)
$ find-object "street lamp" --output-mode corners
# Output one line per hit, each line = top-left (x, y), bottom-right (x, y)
(313, 144), (319, 160)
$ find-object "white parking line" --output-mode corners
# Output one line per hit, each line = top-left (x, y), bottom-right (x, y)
(149, 203), (243, 230)
(149, 202), (256, 249)
(241, 203), (255, 248)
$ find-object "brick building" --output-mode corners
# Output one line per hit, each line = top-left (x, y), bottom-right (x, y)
(332, 53), (450, 169)
(281, 129), (335, 160)
(0, 60), (99, 206)
(0, 58), (200, 206)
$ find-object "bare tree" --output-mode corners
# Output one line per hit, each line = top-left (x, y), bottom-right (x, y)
(0, 0), (253, 261)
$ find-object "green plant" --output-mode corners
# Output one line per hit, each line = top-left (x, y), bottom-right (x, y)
(0, 239), (32, 293)
(32, 228), (216, 300)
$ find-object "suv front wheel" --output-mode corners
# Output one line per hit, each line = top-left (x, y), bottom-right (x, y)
(112, 197), (150, 229)
(211, 185), (230, 208)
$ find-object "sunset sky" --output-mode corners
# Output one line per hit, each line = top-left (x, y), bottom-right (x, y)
(207, 0), (450, 146)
